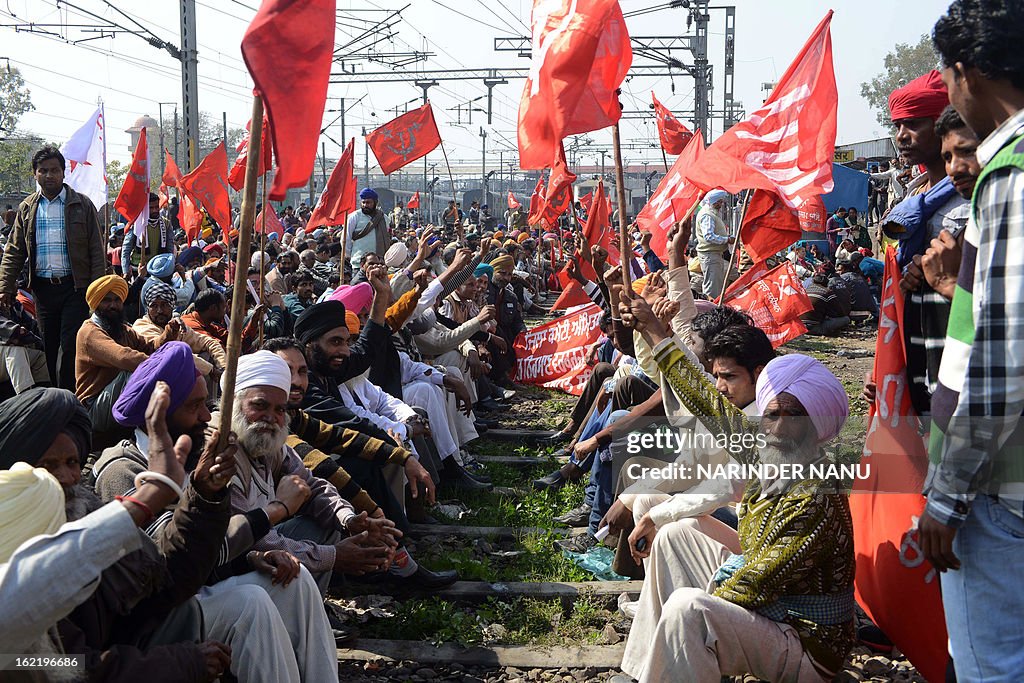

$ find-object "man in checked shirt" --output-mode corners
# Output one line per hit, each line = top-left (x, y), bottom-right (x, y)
(922, 2), (1024, 680)
(0, 146), (107, 390)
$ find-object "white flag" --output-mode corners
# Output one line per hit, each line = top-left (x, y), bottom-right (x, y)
(60, 105), (107, 212)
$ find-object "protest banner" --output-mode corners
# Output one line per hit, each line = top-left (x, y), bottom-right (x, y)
(514, 304), (604, 395)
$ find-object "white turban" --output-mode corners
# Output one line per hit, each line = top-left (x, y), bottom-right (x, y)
(226, 350), (292, 396)
(702, 189), (730, 207)
(0, 463), (66, 563)
(250, 251), (268, 271)
(384, 242), (409, 268)
(755, 354), (849, 444)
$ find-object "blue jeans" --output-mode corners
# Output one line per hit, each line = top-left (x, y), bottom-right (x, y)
(586, 410), (631, 535)
(941, 494), (1024, 682)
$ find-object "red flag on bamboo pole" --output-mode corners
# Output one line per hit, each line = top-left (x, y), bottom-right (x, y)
(517, 0), (632, 169)
(308, 138), (356, 231)
(527, 175), (546, 226)
(635, 130), (705, 259)
(114, 128), (150, 237)
(507, 191), (521, 209)
(178, 142), (232, 239)
(366, 103), (442, 175)
(228, 115), (273, 191)
(241, 0), (334, 201)
(407, 191), (421, 209)
(652, 92), (693, 155)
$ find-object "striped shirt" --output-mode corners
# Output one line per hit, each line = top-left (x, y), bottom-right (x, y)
(926, 108), (1024, 527)
(35, 187), (71, 277)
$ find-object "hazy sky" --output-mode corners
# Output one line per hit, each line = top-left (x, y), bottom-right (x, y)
(3, 0), (953, 170)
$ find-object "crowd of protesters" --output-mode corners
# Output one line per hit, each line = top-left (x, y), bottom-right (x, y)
(1, 1), (1022, 682)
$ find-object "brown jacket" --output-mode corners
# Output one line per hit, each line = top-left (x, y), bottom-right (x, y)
(0, 183), (108, 293)
(75, 320), (154, 402)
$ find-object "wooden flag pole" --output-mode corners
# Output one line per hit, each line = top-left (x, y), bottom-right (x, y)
(338, 223), (347, 284)
(439, 141), (462, 240)
(217, 94), (264, 450)
(716, 190), (752, 305)
(258, 175), (267, 348)
(661, 147), (670, 175)
(611, 122), (632, 295)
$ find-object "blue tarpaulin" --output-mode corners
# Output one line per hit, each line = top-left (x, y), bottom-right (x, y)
(821, 162), (869, 214)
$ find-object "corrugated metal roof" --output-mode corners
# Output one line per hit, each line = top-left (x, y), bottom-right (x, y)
(836, 137), (897, 161)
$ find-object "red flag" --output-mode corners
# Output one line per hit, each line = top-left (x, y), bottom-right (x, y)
(366, 103), (442, 176)
(798, 195), (827, 232)
(407, 191), (420, 209)
(636, 130), (705, 258)
(178, 142), (232, 237)
(740, 190), (803, 264)
(162, 149), (182, 188)
(683, 12), (837, 208)
(255, 204), (286, 236)
(517, 0), (632, 169)
(241, 0), (334, 201)
(850, 249), (949, 683)
(722, 262), (812, 347)
(550, 267), (594, 311)
(578, 191), (594, 214)
(308, 138), (356, 231)
(537, 144), (576, 228)
(528, 175), (546, 225)
(582, 180), (616, 261)
(179, 194), (204, 245)
(228, 115), (273, 191)
(158, 183), (169, 210)
(508, 191), (521, 209)
(652, 92), (693, 155)
(114, 128), (150, 231)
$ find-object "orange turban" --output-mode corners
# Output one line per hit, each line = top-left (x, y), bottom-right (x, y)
(345, 311), (361, 335)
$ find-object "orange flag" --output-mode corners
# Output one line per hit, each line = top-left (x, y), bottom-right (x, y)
(114, 128), (150, 236)
(178, 142), (232, 238)
(652, 92), (693, 155)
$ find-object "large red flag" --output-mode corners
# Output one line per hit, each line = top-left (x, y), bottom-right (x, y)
(407, 191), (420, 209)
(228, 115), (273, 191)
(162, 149), (182, 188)
(178, 142), (232, 237)
(652, 92), (693, 155)
(850, 249), (949, 683)
(582, 180), (616, 262)
(683, 11), (837, 208)
(538, 144), (577, 228)
(508, 191), (521, 210)
(366, 103), (442, 176)
(241, 0), (333, 201)
(517, 0), (632, 169)
(739, 190), (803, 264)
(308, 138), (356, 231)
(722, 262), (812, 347)
(549, 266), (594, 311)
(528, 175), (546, 226)
(179, 194), (204, 245)
(636, 130), (705, 258)
(798, 195), (827, 232)
(114, 128), (150, 234)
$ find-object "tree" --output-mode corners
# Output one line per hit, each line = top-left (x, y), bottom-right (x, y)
(860, 34), (941, 129)
(0, 136), (43, 195)
(106, 160), (128, 198)
(0, 68), (35, 135)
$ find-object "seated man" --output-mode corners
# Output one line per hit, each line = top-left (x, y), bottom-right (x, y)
(617, 292), (854, 683)
(485, 253), (526, 386)
(0, 295), (48, 393)
(132, 278), (227, 378)
(800, 264), (851, 336)
(283, 271), (316, 317)
(836, 258), (879, 320)
(75, 275), (167, 431)
(181, 287), (261, 349)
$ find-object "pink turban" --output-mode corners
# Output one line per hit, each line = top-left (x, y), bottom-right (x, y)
(329, 282), (373, 315)
(755, 354), (848, 443)
(888, 70), (949, 121)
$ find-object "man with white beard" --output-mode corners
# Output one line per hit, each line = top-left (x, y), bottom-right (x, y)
(616, 288), (855, 683)
(225, 350), (402, 594)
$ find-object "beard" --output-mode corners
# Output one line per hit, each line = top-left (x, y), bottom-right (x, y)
(94, 309), (125, 341)
(310, 342), (346, 380)
(64, 482), (104, 522)
(232, 410), (287, 461)
(758, 434), (820, 469)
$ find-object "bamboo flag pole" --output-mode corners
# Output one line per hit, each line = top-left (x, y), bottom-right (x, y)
(716, 190), (752, 305)
(439, 141), (462, 239)
(258, 175), (267, 348)
(611, 122), (632, 296)
(217, 94), (264, 449)
(339, 223), (348, 284)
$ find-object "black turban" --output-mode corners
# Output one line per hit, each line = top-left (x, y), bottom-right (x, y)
(294, 300), (347, 345)
(0, 388), (92, 469)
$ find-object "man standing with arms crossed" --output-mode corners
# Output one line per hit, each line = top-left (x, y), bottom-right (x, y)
(0, 146), (107, 390)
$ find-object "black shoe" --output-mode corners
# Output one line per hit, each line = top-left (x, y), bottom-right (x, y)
(533, 469), (567, 490)
(402, 564), (459, 591)
(554, 532), (598, 553)
(326, 604), (360, 643)
(476, 397), (504, 413)
(473, 421), (490, 434)
(554, 503), (592, 527)
(474, 416), (500, 429)
(442, 463), (493, 492)
(541, 430), (573, 446)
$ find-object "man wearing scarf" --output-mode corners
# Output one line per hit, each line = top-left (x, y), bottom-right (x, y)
(345, 188), (390, 272)
(694, 189), (734, 299)
(121, 193), (175, 280)
(878, 70), (968, 416)
(616, 294), (855, 683)
(485, 253), (525, 386)
(75, 275), (167, 430)
(132, 278), (227, 378)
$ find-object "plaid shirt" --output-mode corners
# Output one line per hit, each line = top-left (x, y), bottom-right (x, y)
(34, 188), (71, 277)
(926, 108), (1024, 527)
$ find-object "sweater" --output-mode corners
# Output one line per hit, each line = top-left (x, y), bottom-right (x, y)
(132, 315), (228, 376)
(75, 320), (154, 402)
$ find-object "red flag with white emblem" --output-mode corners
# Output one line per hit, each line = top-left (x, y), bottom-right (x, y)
(517, 0), (632, 170)
(407, 191), (420, 209)
(635, 130), (705, 258)
(507, 191), (521, 210)
(366, 103), (442, 176)
(683, 11), (837, 208)
(721, 262), (812, 347)
(652, 92), (693, 155)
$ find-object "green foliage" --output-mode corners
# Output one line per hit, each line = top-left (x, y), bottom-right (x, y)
(106, 160), (128, 198)
(860, 34), (941, 130)
(0, 135), (43, 195)
(0, 68), (35, 135)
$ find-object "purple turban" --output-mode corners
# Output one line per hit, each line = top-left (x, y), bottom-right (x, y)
(329, 282), (373, 315)
(113, 342), (200, 427)
(755, 354), (848, 443)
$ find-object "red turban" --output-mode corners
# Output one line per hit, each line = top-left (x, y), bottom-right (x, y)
(888, 70), (949, 121)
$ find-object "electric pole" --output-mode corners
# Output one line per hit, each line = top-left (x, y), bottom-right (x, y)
(480, 127), (487, 208)
(362, 127), (369, 189)
(179, 0), (200, 170)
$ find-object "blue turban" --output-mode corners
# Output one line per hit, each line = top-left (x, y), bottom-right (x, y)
(268, 232), (280, 242)
(113, 342), (200, 427)
(177, 246), (202, 267)
(359, 188), (378, 201)
(473, 263), (494, 279)
(148, 253), (176, 280)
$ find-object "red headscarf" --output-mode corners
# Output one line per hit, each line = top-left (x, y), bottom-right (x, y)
(888, 70), (949, 121)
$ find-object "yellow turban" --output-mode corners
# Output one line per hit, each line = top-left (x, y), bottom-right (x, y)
(491, 254), (514, 272)
(494, 231), (504, 240)
(0, 463), (65, 563)
(503, 239), (517, 249)
(631, 273), (651, 295)
(86, 275), (129, 310)
(489, 239), (502, 249)
(345, 310), (361, 335)
(517, 232), (529, 243)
